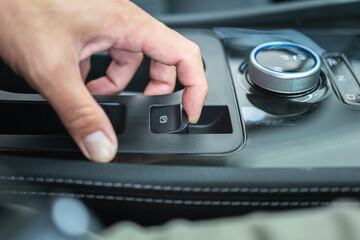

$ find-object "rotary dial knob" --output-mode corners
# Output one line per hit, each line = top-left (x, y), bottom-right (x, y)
(248, 42), (321, 94)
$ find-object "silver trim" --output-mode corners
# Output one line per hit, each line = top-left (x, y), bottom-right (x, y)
(248, 42), (321, 94)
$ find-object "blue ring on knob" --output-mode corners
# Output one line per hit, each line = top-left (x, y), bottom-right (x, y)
(253, 42), (319, 74)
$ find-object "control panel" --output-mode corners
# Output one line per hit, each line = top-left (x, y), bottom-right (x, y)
(322, 53), (360, 108)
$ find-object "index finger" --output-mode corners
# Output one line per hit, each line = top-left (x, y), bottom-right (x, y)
(119, 17), (208, 123)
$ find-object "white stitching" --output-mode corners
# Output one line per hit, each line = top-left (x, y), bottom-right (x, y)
(1, 190), (360, 207)
(0, 176), (359, 193)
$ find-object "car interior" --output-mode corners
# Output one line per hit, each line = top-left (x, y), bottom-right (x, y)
(0, 0), (360, 238)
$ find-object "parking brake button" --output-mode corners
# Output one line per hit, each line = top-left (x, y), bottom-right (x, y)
(150, 105), (188, 134)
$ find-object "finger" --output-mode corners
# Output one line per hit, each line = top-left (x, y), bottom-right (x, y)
(79, 57), (91, 81)
(118, 17), (208, 123)
(36, 61), (118, 163)
(143, 59), (176, 96)
(86, 49), (143, 95)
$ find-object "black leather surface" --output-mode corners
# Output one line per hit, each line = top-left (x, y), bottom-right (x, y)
(1, 154), (360, 225)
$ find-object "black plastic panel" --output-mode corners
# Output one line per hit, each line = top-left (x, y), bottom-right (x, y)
(188, 106), (232, 134)
(0, 102), (125, 135)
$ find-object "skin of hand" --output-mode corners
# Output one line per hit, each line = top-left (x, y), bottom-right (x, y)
(0, 0), (208, 163)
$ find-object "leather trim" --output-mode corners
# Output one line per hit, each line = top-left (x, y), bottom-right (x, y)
(1, 176), (360, 194)
(2, 190), (360, 207)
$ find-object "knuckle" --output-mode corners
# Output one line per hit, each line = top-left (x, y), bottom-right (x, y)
(113, 84), (125, 94)
(188, 41), (201, 56)
(64, 103), (100, 134)
(135, 52), (144, 65)
(200, 81), (208, 98)
(204, 81), (209, 93)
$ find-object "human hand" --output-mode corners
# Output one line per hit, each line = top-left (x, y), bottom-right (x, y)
(0, 0), (208, 162)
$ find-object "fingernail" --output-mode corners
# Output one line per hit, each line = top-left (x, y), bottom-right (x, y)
(188, 116), (200, 124)
(82, 131), (117, 163)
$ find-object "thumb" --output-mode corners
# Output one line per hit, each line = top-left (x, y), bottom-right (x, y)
(37, 65), (118, 163)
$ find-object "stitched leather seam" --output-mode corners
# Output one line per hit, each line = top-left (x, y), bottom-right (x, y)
(0, 176), (360, 193)
(1, 190), (360, 207)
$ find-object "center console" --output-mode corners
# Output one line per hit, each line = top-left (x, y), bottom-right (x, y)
(1, 28), (360, 225)
(1, 28), (360, 165)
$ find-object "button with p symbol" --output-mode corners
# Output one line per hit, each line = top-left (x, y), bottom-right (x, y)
(150, 105), (188, 134)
